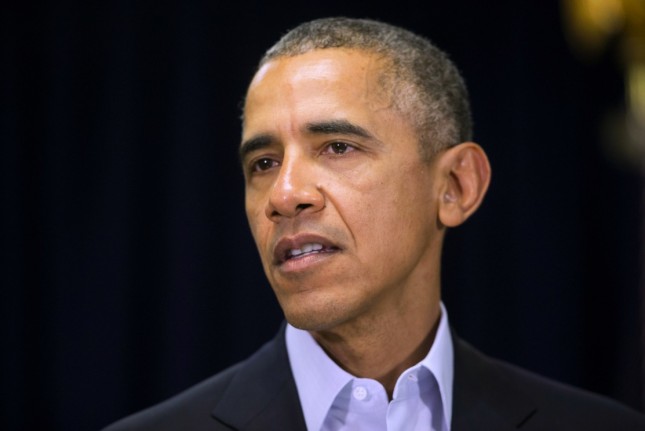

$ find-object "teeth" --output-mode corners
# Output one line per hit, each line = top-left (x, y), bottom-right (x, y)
(289, 243), (324, 257)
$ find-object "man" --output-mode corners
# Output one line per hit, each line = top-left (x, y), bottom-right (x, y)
(104, 17), (645, 430)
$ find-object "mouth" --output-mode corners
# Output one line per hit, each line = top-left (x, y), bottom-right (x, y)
(285, 242), (339, 260)
(273, 235), (341, 265)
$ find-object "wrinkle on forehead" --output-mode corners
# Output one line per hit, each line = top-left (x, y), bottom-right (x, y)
(246, 49), (397, 119)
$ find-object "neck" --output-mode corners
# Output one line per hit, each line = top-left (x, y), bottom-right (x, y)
(311, 299), (441, 398)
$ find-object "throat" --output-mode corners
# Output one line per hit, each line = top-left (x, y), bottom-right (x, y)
(311, 315), (439, 397)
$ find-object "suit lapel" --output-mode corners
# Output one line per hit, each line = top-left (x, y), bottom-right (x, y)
(210, 326), (540, 430)
(451, 333), (537, 431)
(211, 325), (307, 431)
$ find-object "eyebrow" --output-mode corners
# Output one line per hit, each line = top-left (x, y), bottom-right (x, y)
(305, 119), (374, 140)
(239, 119), (376, 161)
(239, 134), (273, 161)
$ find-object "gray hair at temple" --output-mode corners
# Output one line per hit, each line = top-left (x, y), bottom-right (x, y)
(259, 17), (473, 158)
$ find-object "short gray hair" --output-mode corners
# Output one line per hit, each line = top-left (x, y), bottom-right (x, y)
(259, 17), (473, 158)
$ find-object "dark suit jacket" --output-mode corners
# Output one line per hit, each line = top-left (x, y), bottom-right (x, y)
(103, 327), (645, 430)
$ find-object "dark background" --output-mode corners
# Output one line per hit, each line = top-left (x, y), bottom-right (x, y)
(2, 1), (643, 430)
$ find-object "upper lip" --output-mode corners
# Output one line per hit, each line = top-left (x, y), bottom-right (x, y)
(273, 233), (340, 264)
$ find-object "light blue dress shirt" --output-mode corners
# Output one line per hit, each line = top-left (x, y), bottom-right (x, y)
(286, 303), (454, 431)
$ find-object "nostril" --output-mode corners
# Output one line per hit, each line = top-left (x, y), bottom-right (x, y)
(295, 203), (313, 212)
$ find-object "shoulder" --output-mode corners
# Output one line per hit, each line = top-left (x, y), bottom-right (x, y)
(453, 335), (645, 430)
(102, 362), (242, 431)
(102, 325), (304, 431)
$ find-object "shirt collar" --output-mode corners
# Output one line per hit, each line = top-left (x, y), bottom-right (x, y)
(286, 303), (454, 431)
(421, 302), (454, 426)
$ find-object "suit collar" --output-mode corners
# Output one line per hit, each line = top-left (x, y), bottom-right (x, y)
(211, 324), (307, 431)
(451, 332), (537, 430)
(209, 325), (540, 430)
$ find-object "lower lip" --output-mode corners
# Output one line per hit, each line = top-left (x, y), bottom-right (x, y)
(278, 250), (339, 273)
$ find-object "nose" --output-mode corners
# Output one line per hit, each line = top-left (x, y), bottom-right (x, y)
(265, 154), (325, 221)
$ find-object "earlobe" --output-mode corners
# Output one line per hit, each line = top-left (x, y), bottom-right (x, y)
(438, 142), (491, 228)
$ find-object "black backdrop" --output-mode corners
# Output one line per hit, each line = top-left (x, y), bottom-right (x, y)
(2, 1), (643, 430)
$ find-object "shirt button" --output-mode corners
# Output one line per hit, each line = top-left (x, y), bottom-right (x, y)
(407, 374), (418, 382)
(353, 386), (368, 401)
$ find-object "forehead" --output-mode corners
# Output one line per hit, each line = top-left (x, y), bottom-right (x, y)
(242, 49), (396, 135)
(249, 48), (388, 94)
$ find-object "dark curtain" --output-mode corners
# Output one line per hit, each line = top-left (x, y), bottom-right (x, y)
(2, 1), (642, 430)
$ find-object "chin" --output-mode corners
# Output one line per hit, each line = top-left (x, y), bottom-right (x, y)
(280, 296), (349, 332)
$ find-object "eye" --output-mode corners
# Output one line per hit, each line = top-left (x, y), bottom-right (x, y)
(251, 157), (279, 172)
(324, 141), (355, 155)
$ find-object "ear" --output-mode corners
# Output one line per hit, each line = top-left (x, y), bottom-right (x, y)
(437, 142), (491, 228)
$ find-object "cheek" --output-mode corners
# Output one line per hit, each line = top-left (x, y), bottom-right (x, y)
(338, 166), (433, 248)
(334, 164), (423, 215)
(245, 196), (271, 250)
(245, 184), (269, 220)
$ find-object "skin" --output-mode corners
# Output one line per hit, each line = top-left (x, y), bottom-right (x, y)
(241, 48), (490, 395)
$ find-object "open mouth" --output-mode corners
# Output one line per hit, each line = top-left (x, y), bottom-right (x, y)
(274, 235), (341, 265)
(285, 243), (339, 261)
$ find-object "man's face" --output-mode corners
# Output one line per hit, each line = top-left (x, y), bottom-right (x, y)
(241, 49), (445, 332)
